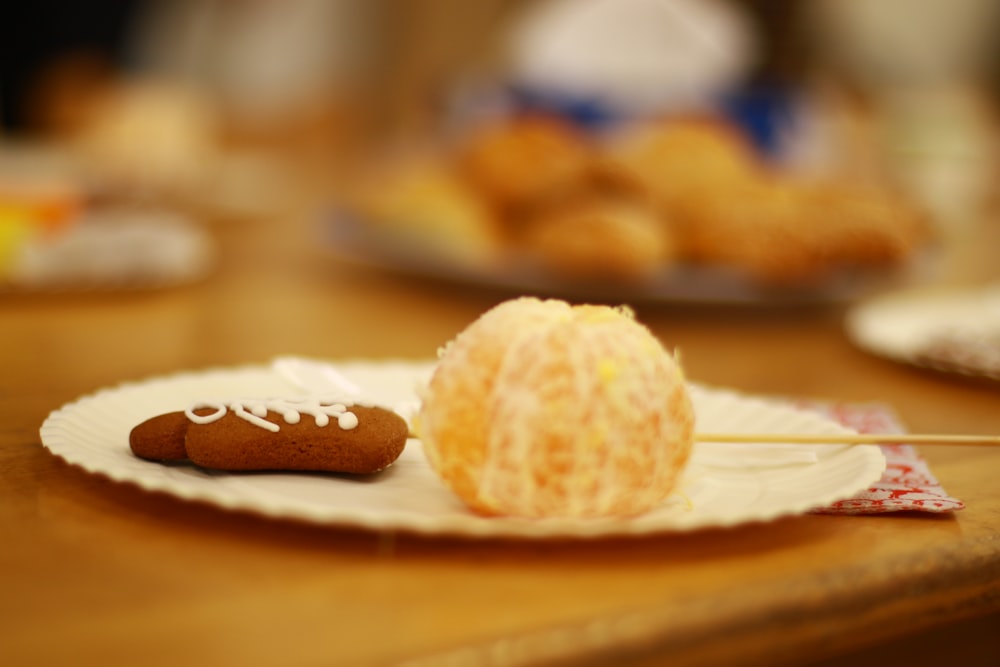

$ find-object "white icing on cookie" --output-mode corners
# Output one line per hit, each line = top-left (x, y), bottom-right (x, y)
(184, 397), (361, 432)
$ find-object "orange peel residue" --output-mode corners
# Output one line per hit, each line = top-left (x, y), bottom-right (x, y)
(417, 297), (694, 519)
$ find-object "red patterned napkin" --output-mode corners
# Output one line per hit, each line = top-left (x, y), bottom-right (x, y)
(794, 400), (965, 514)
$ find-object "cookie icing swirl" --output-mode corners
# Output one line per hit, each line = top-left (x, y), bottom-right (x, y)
(185, 397), (365, 432)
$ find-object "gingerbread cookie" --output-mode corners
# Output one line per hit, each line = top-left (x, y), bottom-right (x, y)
(129, 397), (408, 474)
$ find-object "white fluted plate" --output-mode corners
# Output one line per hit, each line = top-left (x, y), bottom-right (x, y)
(39, 360), (885, 538)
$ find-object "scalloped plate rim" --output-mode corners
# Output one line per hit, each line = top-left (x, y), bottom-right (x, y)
(38, 360), (887, 538)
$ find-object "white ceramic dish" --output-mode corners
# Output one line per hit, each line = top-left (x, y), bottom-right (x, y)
(39, 360), (886, 538)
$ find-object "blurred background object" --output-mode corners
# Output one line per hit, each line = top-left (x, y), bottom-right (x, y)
(502, 0), (758, 119)
(128, 0), (378, 148)
(2, 0), (998, 298)
(2, 1), (139, 133)
(803, 0), (1000, 228)
(804, 0), (1000, 90)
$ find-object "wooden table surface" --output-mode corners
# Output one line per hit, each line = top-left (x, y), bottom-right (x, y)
(2, 174), (1000, 667)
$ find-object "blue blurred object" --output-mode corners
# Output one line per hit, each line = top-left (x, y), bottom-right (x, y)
(504, 81), (801, 157)
(505, 83), (622, 130)
(717, 84), (798, 157)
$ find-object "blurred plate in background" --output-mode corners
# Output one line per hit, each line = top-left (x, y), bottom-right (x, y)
(1, 207), (215, 293)
(322, 209), (919, 307)
(846, 282), (1000, 381)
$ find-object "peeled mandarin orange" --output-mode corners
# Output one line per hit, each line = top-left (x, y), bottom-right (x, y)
(417, 297), (694, 518)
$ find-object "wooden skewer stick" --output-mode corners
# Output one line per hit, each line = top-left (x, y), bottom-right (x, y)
(401, 429), (999, 446)
(694, 433), (1000, 447)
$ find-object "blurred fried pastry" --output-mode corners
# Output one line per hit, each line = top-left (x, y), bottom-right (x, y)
(350, 160), (502, 265)
(669, 178), (808, 281)
(457, 115), (594, 217)
(347, 113), (929, 291)
(606, 117), (764, 212)
(806, 184), (928, 265)
(671, 178), (927, 284)
(520, 195), (673, 281)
